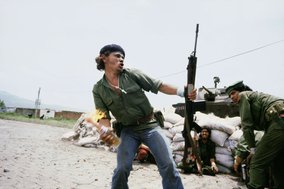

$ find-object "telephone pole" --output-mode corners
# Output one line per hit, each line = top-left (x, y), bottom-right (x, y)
(35, 87), (41, 118)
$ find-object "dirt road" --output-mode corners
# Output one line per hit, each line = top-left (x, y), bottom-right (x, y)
(0, 119), (246, 189)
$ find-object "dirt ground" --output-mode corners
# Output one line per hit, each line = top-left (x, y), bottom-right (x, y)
(0, 119), (247, 189)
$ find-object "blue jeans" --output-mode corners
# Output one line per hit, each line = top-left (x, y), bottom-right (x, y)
(111, 125), (184, 189)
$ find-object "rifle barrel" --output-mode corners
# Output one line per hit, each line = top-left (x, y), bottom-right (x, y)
(193, 24), (199, 57)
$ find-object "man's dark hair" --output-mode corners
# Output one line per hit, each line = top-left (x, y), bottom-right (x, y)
(95, 52), (111, 71)
(95, 44), (125, 71)
(201, 127), (211, 138)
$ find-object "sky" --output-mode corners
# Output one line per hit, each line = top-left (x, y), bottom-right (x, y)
(0, 0), (283, 112)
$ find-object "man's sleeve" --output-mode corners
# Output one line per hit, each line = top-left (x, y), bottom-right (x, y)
(92, 85), (111, 120)
(129, 68), (162, 94)
(239, 93), (256, 148)
(234, 135), (249, 159)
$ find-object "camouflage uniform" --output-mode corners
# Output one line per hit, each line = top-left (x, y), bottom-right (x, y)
(238, 91), (284, 189)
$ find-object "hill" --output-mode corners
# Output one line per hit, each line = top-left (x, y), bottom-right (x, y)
(0, 90), (71, 111)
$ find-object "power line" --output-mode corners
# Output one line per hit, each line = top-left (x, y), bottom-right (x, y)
(157, 39), (284, 79)
(156, 70), (185, 79)
(198, 39), (284, 68)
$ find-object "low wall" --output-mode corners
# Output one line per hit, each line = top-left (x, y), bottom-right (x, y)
(54, 111), (83, 120)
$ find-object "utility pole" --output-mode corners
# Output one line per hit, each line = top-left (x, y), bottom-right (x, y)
(35, 87), (41, 118)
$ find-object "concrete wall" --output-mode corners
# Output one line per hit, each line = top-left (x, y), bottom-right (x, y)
(14, 107), (83, 120)
(15, 108), (36, 118)
(54, 110), (83, 120)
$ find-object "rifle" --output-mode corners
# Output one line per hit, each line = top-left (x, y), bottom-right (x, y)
(182, 24), (204, 175)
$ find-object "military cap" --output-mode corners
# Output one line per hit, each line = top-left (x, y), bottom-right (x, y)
(225, 81), (244, 95)
(99, 44), (125, 57)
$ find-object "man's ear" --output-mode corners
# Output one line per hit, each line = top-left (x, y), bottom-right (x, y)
(101, 54), (107, 62)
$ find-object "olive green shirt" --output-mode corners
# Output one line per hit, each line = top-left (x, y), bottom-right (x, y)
(238, 91), (281, 148)
(93, 68), (162, 126)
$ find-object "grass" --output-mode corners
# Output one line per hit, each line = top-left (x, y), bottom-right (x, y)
(0, 112), (76, 129)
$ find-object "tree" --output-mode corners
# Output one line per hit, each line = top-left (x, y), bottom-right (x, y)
(0, 99), (6, 109)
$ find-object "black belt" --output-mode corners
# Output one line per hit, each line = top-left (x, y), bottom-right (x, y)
(129, 120), (157, 127)
(125, 113), (156, 126)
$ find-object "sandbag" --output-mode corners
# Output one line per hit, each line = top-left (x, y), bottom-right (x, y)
(217, 164), (232, 174)
(216, 146), (232, 156)
(173, 150), (184, 156)
(74, 136), (101, 146)
(173, 118), (184, 127)
(224, 116), (241, 128)
(216, 153), (234, 169)
(163, 121), (173, 129)
(224, 139), (238, 150)
(195, 111), (238, 134)
(173, 154), (183, 164)
(61, 131), (79, 141)
(210, 129), (229, 147)
(172, 133), (184, 142)
(161, 128), (174, 139)
(229, 129), (243, 141)
(170, 141), (185, 151)
(163, 112), (183, 125)
(169, 125), (184, 136)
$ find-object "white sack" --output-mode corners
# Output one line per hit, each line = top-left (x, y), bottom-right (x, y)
(173, 154), (183, 164)
(210, 129), (229, 147)
(169, 125), (184, 136)
(74, 136), (101, 146)
(224, 116), (241, 128)
(173, 133), (185, 142)
(216, 153), (234, 169)
(195, 111), (237, 134)
(173, 118), (185, 127)
(163, 121), (174, 129)
(61, 131), (79, 141)
(224, 139), (238, 150)
(217, 164), (232, 174)
(170, 141), (185, 151)
(173, 150), (184, 156)
(161, 129), (174, 139)
(216, 146), (232, 156)
(164, 112), (183, 125)
(229, 129), (243, 141)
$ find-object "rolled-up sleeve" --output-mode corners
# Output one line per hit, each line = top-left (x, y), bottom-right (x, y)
(92, 84), (111, 120)
(130, 68), (162, 94)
